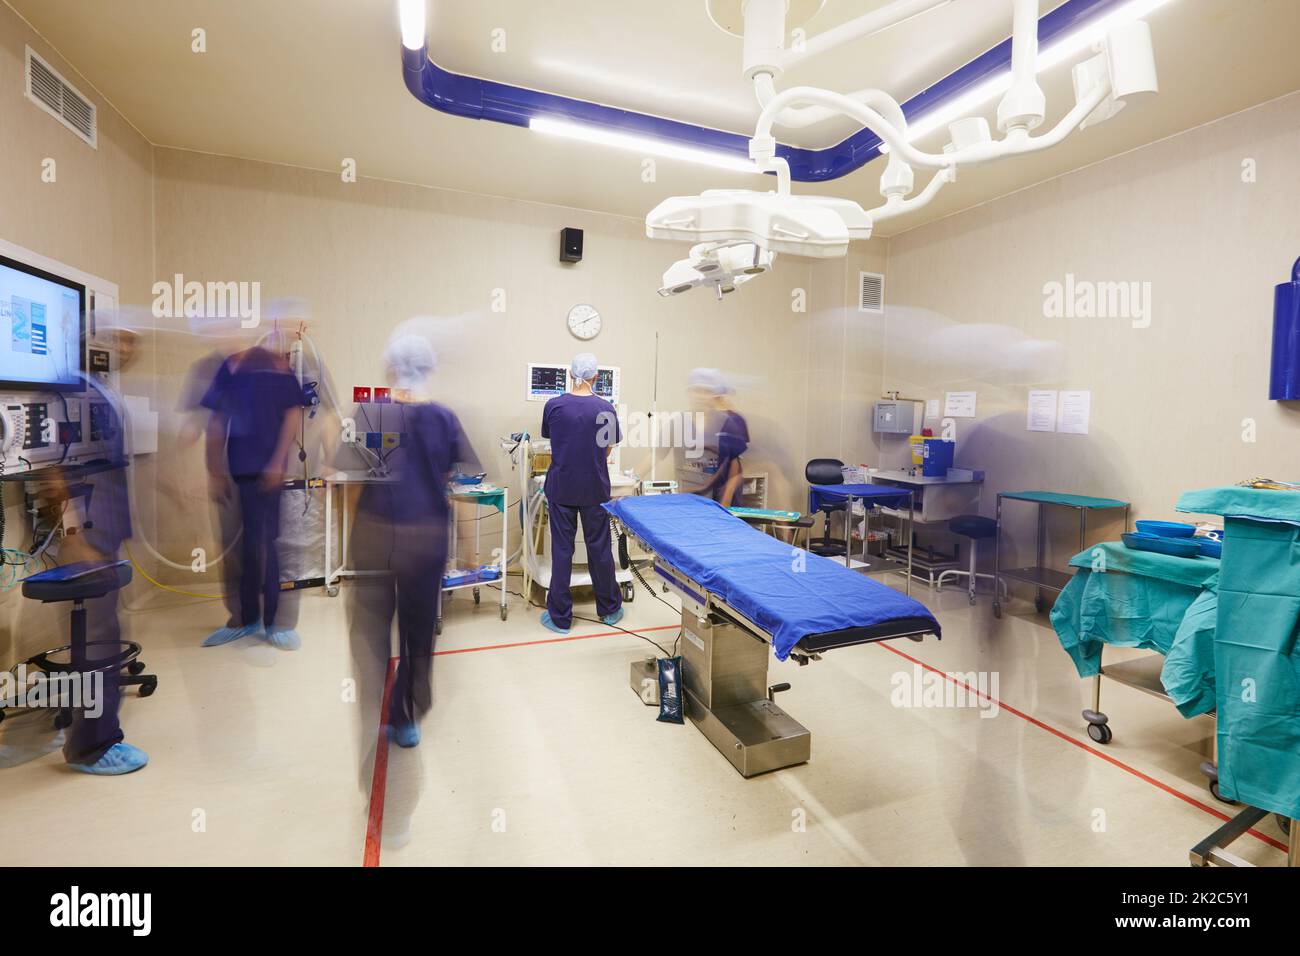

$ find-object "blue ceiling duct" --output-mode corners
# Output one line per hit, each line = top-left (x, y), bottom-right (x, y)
(401, 0), (1127, 183)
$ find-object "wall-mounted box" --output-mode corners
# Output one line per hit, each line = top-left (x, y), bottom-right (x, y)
(873, 401), (918, 434)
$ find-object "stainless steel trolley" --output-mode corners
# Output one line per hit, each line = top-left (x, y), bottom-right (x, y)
(992, 491), (1130, 618)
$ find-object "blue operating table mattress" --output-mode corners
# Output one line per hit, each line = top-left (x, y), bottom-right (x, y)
(605, 494), (940, 660)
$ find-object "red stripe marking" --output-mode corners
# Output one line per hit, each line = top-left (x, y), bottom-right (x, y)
(362, 656), (398, 867)
(878, 641), (1288, 854)
(361, 621), (678, 864)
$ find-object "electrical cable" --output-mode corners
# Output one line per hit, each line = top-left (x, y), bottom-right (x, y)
(123, 541), (224, 601)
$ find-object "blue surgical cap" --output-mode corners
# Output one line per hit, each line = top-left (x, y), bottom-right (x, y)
(571, 352), (599, 382)
(385, 333), (438, 389)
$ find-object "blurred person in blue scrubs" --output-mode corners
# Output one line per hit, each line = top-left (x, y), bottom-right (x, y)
(20, 310), (148, 775)
(688, 368), (749, 508)
(539, 352), (623, 635)
(348, 332), (479, 749)
(200, 341), (304, 649)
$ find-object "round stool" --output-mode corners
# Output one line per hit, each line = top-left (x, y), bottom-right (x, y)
(936, 515), (998, 605)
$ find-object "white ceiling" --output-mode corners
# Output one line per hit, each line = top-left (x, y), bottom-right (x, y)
(8, 0), (1300, 236)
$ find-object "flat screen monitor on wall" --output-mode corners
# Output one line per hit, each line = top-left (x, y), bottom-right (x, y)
(0, 253), (86, 390)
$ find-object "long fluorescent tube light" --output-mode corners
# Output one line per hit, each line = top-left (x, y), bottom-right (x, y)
(399, 0), (427, 50)
(530, 117), (760, 174)
(904, 0), (1175, 141)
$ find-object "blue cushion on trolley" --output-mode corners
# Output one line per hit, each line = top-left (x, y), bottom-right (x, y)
(949, 514), (997, 540)
(22, 561), (132, 603)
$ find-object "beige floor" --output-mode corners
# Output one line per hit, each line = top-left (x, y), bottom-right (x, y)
(0, 572), (1291, 867)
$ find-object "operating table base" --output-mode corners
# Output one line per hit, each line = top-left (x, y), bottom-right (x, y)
(685, 691), (810, 777)
(680, 610), (810, 777)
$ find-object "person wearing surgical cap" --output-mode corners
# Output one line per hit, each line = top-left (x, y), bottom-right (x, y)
(538, 353), (623, 635)
(348, 333), (480, 749)
(689, 368), (750, 508)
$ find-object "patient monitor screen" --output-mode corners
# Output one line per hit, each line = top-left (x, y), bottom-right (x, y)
(0, 255), (85, 389)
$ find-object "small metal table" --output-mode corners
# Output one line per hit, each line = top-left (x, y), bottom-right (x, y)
(992, 491), (1130, 619)
(808, 483), (914, 594)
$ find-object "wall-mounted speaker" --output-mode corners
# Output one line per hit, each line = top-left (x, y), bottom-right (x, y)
(560, 227), (583, 263)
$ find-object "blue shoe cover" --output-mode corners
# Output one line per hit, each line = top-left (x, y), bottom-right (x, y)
(602, 607), (625, 627)
(203, 623), (261, 647)
(266, 627), (302, 650)
(392, 722), (421, 748)
(68, 742), (148, 776)
(540, 612), (570, 635)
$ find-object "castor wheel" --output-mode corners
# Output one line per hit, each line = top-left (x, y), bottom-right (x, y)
(436, 619), (443, 635)
(326, 586), (340, 598)
(1086, 722), (1112, 744)
(127, 660), (146, 676)
(621, 582), (634, 602)
(1034, 596), (1047, 613)
(500, 606), (508, 621)
(473, 587), (481, 605)
(1210, 780), (1225, 802)
(54, 709), (72, 729)
(138, 678), (158, 698)
(0, 708), (6, 725)
(1277, 815), (1292, 836)
(992, 601), (1002, 619)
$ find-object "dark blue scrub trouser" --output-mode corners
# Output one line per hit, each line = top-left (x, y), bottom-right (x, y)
(546, 502), (622, 629)
(63, 588), (124, 765)
(235, 476), (282, 629)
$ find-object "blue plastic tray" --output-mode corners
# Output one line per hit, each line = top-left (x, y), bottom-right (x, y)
(1122, 532), (1202, 558)
(1135, 519), (1196, 538)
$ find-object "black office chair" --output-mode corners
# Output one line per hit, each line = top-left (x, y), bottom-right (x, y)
(805, 458), (848, 557)
(2, 560), (155, 730)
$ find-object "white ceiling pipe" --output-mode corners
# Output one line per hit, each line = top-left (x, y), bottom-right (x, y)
(753, 72), (914, 198)
(865, 167), (954, 225)
(997, 0), (1048, 131)
(751, 77), (1109, 172)
(779, 0), (954, 71)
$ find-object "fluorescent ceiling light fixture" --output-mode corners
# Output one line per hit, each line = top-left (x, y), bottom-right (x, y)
(530, 117), (760, 175)
(399, 0), (427, 50)
(904, 0), (1175, 141)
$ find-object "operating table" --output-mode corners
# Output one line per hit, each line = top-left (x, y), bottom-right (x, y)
(606, 494), (941, 776)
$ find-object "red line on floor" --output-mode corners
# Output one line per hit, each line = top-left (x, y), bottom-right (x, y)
(433, 623), (680, 656)
(361, 621), (679, 864)
(877, 641), (1288, 854)
(362, 656), (398, 867)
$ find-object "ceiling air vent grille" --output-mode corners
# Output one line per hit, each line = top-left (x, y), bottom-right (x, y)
(25, 47), (97, 148)
(858, 271), (884, 313)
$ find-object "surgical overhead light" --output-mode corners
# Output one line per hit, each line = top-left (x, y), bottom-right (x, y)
(398, 0), (427, 51)
(658, 242), (775, 299)
(648, 0), (1164, 297)
(530, 117), (759, 175)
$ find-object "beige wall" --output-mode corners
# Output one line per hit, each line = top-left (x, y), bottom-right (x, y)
(0, 3), (155, 661)
(147, 147), (884, 568)
(886, 90), (1300, 552)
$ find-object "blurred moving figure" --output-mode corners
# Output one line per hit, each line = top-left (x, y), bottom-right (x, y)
(688, 368), (750, 508)
(200, 344), (304, 649)
(47, 316), (146, 774)
(538, 352), (623, 635)
(349, 333), (479, 748)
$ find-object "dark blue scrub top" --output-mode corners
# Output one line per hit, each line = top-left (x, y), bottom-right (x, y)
(356, 401), (479, 526)
(200, 347), (302, 478)
(541, 392), (621, 506)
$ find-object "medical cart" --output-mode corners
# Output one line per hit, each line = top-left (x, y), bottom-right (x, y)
(442, 484), (510, 627)
(322, 469), (394, 596)
(992, 491), (1130, 619)
(869, 469), (984, 586)
(808, 483), (915, 594)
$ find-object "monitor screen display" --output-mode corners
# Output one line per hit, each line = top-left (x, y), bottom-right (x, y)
(0, 254), (86, 390)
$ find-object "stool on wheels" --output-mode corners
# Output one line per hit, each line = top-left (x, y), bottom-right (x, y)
(3, 560), (155, 730)
(936, 515), (998, 605)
